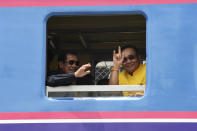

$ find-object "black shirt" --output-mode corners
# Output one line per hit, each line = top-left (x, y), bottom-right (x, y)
(46, 71), (93, 87)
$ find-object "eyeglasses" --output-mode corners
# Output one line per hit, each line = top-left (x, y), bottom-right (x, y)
(123, 55), (136, 63)
(68, 60), (80, 66)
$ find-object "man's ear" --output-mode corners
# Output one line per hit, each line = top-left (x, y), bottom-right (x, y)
(58, 61), (64, 70)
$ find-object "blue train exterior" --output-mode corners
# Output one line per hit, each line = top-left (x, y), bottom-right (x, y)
(0, 0), (197, 130)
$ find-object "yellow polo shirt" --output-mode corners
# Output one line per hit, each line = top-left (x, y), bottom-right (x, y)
(119, 64), (146, 96)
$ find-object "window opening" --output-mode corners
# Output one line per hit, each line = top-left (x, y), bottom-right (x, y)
(46, 14), (146, 99)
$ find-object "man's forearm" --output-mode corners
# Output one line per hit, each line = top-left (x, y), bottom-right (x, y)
(109, 71), (119, 85)
(47, 73), (75, 87)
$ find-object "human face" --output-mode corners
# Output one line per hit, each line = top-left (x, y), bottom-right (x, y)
(62, 54), (80, 74)
(122, 48), (140, 73)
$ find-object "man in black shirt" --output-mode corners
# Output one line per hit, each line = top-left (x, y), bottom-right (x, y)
(47, 51), (93, 97)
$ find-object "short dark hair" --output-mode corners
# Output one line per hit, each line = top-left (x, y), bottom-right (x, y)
(121, 45), (139, 56)
(58, 51), (78, 63)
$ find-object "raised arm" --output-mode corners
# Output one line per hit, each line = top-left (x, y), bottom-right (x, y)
(47, 73), (75, 87)
(74, 64), (91, 78)
(109, 46), (123, 85)
(47, 64), (91, 87)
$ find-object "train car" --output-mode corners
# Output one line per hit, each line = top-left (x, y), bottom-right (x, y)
(0, 0), (197, 130)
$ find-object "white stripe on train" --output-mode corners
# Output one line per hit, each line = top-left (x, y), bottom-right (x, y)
(0, 119), (197, 124)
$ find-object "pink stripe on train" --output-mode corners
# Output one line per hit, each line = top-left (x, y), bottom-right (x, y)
(0, 0), (196, 7)
(0, 112), (197, 120)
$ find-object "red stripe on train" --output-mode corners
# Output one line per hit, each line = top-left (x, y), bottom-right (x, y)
(0, 112), (197, 120)
(0, 0), (196, 7)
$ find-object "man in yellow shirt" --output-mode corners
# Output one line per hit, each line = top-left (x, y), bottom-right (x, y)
(109, 45), (146, 96)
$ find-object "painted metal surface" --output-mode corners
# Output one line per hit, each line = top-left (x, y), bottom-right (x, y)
(1, 112), (197, 119)
(0, 111), (197, 120)
(0, 3), (197, 112)
(0, 0), (196, 7)
(1, 123), (197, 131)
(0, 1), (197, 130)
(0, 112), (197, 130)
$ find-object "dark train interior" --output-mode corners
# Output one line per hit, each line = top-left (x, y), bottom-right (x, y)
(47, 14), (146, 86)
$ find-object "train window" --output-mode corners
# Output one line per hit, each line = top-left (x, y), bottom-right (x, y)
(46, 14), (146, 99)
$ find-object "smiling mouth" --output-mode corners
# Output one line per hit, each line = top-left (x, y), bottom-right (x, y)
(126, 63), (135, 67)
